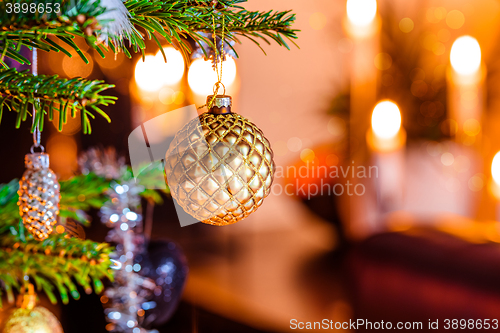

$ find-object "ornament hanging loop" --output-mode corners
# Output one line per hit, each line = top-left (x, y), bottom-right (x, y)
(30, 144), (45, 154)
(31, 48), (44, 153)
(207, 12), (226, 109)
(197, 7), (227, 110)
(212, 81), (226, 97)
(16, 283), (37, 310)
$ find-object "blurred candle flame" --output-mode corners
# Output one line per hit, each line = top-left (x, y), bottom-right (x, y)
(134, 47), (185, 92)
(371, 100), (402, 139)
(492, 151), (500, 186)
(346, 0), (377, 27)
(134, 55), (164, 92)
(450, 36), (481, 76)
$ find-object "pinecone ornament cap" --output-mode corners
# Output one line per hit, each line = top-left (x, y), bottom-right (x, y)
(25, 152), (50, 169)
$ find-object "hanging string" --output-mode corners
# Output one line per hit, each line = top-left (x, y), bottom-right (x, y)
(17, 283), (36, 310)
(198, 7), (226, 110)
(31, 48), (44, 153)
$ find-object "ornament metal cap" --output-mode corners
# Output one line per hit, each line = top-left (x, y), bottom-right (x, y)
(25, 153), (50, 169)
(207, 95), (232, 114)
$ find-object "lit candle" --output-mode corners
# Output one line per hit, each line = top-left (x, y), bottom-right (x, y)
(134, 47), (185, 93)
(343, 0), (380, 156)
(131, 47), (186, 135)
(448, 36), (484, 146)
(366, 101), (406, 211)
(490, 151), (500, 220)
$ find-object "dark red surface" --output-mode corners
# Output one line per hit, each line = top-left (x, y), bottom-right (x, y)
(348, 232), (500, 332)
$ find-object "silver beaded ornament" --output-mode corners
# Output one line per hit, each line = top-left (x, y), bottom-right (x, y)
(18, 153), (60, 241)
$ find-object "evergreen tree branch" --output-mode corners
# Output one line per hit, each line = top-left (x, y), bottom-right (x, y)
(0, 68), (116, 134)
(0, 167), (167, 305)
(0, 174), (113, 306)
(59, 172), (112, 224)
(0, 0), (297, 132)
(124, 0), (298, 58)
(0, 235), (113, 306)
(0, 0), (107, 66)
(0, 0), (298, 65)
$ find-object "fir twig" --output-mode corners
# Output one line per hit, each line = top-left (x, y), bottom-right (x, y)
(0, 174), (113, 306)
(0, 68), (116, 134)
(0, 235), (113, 305)
(0, 0), (298, 63)
(0, 0), (298, 132)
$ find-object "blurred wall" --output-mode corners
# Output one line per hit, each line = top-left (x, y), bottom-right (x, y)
(234, 0), (347, 231)
(227, 0), (500, 231)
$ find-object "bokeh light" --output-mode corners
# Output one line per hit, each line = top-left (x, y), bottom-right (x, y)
(159, 87), (175, 105)
(95, 50), (125, 70)
(47, 133), (78, 179)
(441, 152), (455, 166)
(327, 117), (347, 141)
(434, 7), (447, 21)
(287, 137), (303, 152)
(300, 148), (316, 163)
(155, 47), (185, 85)
(441, 119), (458, 136)
(62, 52), (93, 78)
(371, 101), (402, 139)
(437, 29), (451, 42)
(309, 12), (327, 30)
(433, 42), (445, 55)
(134, 47), (185, 92)
(463, 119), (481, 136)
(374, 53), (392, 70)
(426, 7), (447, 23)
(410, 68), (425, 81)
(326, 154), (339, 166)
(346, 0), (377, 27)
(399, 18), (414, 33)
(492, 151), (500, 186)
(135, 55), (164, 92)
(450, 36), (481, 76)
(188, 56), (237, 95)
(469, 174), (484, 192)
(446, 10), (465, 29)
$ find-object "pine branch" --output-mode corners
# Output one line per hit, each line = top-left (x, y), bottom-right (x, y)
(0, 173), (113, 306)
(0, 156), (172, 306)
(0, 0), (108, 66)
(0, 0), (104, 28)
(0, 179), (19, 231)
(0, 68), (116, 134)
(0, 0), (298, 64)
(121, 0), (299, 58)
(0, 234), (113, 306)
(0, 0), (298, 132)
(59, 172), (111, 224)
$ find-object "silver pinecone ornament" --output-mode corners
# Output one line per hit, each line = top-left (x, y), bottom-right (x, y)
(18, 153), (60, 241)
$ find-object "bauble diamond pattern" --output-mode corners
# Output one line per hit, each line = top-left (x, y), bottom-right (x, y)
(165, 112), (275, 226)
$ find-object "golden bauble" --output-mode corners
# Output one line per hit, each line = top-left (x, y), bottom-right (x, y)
(165, 96), (275, 226)
(3, 306), (63, 333)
